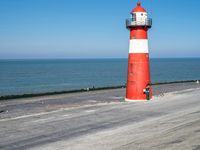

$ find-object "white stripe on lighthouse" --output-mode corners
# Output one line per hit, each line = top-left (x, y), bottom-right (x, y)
(129, 39), (149, 53)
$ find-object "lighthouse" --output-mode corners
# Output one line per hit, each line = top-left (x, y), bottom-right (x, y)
(125, 2), (152, 101)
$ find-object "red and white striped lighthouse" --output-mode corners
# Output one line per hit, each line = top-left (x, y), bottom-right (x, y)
(125, 2), (152, 101)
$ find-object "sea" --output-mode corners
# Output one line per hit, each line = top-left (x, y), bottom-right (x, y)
(0, 58), (200, 97)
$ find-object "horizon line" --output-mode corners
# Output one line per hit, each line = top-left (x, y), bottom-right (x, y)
(0, 57), (200, 60)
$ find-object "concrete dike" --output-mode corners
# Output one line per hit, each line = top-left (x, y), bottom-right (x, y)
(0, 81), (200, 149)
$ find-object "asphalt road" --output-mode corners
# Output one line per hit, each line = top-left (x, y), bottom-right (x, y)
(0, 83), (200, 150)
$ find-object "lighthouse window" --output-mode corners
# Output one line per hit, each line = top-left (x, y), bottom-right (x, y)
(132, 14), (136, 21)
(141, 13), (143, 16)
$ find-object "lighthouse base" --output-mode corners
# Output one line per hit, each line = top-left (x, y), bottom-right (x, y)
(125, 98), (152, 102)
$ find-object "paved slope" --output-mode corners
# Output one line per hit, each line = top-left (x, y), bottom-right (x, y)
(0, 87), (200, 150)
(0, 82), (199, 120)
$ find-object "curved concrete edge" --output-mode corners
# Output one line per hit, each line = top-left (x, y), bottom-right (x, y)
(125, 98), (152, 102)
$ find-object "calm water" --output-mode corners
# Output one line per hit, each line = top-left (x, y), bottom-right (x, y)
(0, 58), (200, 96)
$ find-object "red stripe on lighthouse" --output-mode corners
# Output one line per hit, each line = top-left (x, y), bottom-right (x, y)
(126, 53), (152, 101)
(130, 27), (148, 39)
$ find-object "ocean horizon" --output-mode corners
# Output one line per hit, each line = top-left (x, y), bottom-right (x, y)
(0, 58), (200, 97)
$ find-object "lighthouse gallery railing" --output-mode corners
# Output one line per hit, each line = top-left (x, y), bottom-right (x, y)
(126, 18), (152, 28)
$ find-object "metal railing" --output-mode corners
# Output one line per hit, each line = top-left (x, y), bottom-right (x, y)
(126, 18), (152, 28)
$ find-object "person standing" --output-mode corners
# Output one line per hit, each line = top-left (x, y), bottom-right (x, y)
(143, 84), (151, 100)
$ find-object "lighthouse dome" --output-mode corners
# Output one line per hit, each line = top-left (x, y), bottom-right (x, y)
(132, 2), (146, 12)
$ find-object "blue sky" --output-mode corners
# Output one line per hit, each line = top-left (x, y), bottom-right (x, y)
(0, 0), (200, 59)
